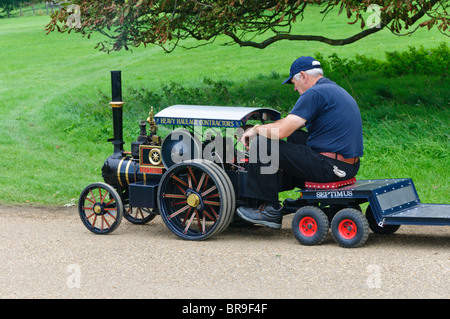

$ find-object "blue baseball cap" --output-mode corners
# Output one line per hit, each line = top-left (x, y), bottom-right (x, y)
(282, 56), (322, 84)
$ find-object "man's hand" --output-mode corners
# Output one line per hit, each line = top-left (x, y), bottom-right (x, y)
(240, 125), (258, 151)
(239, 115), (306, 150)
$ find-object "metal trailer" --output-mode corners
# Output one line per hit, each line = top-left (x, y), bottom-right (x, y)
(284, 178), (449, 248)
(77, 71), (449, 248)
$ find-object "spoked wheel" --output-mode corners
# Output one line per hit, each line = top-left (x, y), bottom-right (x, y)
(78, 183), (123, 234)
(157, 159), (235, 240)
(124, 206), (157, 224)
(331, 208), (369, 248)
(292, 206), (329, 246)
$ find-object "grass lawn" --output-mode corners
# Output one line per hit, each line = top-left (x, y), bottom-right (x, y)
(0, 7), (448, 206)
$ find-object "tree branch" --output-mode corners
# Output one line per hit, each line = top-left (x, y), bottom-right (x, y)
(45, 0), (448, 53)
(224, 0), (442, 49)
(224, 24), (387, 48)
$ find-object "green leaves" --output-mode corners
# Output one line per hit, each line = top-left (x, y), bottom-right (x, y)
(44, 0), (448, 53)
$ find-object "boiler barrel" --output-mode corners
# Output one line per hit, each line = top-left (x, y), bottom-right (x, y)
(102, 156), (160, 189)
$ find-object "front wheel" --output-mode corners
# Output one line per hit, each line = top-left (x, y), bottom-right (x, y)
(331, 208), (369, 248)
(78, 182), (123, 234)
(292, 206), (329, 246)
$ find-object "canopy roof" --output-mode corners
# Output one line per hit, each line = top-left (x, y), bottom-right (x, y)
(154, 105), (281, 128)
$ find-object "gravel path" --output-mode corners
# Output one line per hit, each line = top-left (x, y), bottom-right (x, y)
(0, 205), (448, 299)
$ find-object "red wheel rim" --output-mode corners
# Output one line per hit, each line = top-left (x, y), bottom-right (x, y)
(338, 219), (357, 239)
(299, 217), (317, 237)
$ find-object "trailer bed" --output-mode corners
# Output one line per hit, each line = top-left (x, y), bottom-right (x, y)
(384, 204), (449, 226)
(297, 178), (450, 227)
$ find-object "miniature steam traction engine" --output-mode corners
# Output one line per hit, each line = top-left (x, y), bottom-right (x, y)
(78, 71), (449, 248)
(78, 71), (283, 240)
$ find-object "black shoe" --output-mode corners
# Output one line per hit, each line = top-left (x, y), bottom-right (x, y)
(236, 204), (283, 230)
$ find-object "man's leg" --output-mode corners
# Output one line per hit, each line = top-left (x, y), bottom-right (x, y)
(244, 134), (327, 202)
(237, 136), (283, 229)
(238, 134), (319, 229)
(237, 133), (345, 229)
(244, 135), (281, 203)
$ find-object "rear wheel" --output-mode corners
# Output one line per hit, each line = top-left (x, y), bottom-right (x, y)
(331, 208), (369, 248)
(78, 183), (123, 234)
(157, 159), (235, 240)
(292, 206), (329, 246)
(366, 206), (400, 235)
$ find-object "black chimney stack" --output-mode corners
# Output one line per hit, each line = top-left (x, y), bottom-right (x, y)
(109, 71), (125, 158)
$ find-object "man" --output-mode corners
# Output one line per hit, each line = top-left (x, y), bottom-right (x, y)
(236, 56), (363, 230)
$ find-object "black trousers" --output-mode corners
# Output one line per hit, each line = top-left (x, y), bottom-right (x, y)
(245, 130), (360, 203)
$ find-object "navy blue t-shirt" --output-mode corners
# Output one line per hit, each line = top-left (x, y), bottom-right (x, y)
(289, 77), (364, 158)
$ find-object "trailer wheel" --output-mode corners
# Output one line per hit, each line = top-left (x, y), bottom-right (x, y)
(331, 208), (369, 248)
(124, 206), (157, 224)
(78, 182), (123, 234)
(366, 206), (400, 235)
(157, 159), (235, 240)
(292, 206), (329, 246)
